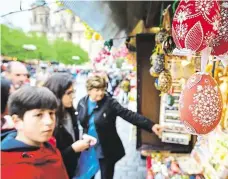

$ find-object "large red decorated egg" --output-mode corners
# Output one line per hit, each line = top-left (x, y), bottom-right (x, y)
(211, 1), (228, 56)
(179, 73), (223, 134)
(172, 0), (221, 52)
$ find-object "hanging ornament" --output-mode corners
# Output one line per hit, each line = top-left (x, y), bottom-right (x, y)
(211, 1), (228, 56)
(155, 29), (169, 44)
(156, 70), (172, 93)
(150, 53), (165, 74)
(150, 45), (165, 74)
(162, 36), (176, 54)
(149, 67), (159, 77)
(179, 72), (223, 135)
(65, 9), (72, 14)
(83, 22), (95, 40)
(104, 39), (113, 51)
(154, 78), (160, 90)
(93, 47), (111, 64)
(172, 0), (221, 52)
(162, 4), (172, 33)
(112, 45), (129, 60)
(92, 32), (102, 41)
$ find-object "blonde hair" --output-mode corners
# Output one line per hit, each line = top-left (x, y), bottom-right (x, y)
(86, 75), (107, 91)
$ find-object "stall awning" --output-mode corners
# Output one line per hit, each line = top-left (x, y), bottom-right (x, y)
(62, 1), (172, 40)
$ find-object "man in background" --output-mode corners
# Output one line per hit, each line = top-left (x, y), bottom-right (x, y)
(5, 61), (29, 91)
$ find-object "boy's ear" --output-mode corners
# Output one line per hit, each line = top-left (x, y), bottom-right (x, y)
(12, 115), (23, 130)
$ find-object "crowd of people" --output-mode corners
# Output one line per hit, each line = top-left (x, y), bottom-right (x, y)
(1, 61), (164, 179)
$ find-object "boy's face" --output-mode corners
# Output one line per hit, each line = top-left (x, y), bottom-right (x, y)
(13, 109), (56, 146)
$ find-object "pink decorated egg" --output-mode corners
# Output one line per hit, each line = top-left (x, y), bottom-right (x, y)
(179, 73), (223, 134)
(172, 0), (221, 52)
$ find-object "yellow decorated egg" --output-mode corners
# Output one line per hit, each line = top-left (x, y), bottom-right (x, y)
(157, 70), (172, 93)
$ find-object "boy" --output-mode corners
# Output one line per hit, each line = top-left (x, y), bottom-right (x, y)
(1, 86), (70, 179)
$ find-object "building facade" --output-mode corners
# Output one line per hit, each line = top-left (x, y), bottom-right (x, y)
(30, 1), (96, 57)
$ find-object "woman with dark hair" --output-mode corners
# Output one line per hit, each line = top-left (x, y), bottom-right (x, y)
(1, 79), (14, 130)
(43, 73), (96, 179)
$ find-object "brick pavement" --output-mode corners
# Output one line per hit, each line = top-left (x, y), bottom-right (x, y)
(113, 117), (147, 179)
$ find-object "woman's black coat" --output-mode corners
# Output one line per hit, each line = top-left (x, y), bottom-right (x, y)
(54, 109), (80, 179)
(76, 95), (155, 163)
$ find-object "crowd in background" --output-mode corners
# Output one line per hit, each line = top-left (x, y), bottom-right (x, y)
(1, 60), (134, 102)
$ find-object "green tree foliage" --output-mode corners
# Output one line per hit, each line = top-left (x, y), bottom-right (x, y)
(1, 24), (89, 64)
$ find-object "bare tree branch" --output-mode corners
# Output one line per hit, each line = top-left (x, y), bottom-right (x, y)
(20, 0), (22, 11)
(1, 2), (47, 18)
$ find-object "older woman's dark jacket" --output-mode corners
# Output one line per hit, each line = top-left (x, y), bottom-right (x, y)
(76, 95), (155, 163)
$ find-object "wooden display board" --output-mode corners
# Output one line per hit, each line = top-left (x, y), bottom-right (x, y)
(136, 33), (196, 153)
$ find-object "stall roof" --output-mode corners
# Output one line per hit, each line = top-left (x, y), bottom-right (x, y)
(62, 1), (172, 41)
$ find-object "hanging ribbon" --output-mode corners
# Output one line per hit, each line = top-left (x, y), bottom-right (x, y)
(200, 47), (210, 72)
(159, 2), (164, 27)
(172, 0), (179, 14)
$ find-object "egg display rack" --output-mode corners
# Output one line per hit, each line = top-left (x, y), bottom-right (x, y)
(159, 79), (191, 145)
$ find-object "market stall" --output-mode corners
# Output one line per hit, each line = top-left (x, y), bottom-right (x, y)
(136, 1), (228, 178)
(60, 1), (228, 178)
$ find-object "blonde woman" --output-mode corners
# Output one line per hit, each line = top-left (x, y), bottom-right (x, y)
(75, 75), (163, 179)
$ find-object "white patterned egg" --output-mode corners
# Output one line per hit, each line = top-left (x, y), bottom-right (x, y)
(179, 72), (223, 134)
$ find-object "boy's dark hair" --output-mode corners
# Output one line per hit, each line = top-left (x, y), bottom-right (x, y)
(8, 86), (58, 118)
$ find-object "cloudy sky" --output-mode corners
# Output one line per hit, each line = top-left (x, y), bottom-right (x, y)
(0, 0), (55, 31)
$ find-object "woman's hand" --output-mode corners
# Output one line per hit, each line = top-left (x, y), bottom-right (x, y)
(82, 134), (97, 146)
(71, 140), (90, 152)
(152, 124), (164, 138)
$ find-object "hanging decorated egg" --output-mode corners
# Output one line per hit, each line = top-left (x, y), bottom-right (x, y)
(211, 1), (228, 56)
(155, 29), (169, 44)
(149, 67), (159, 77)
(172, 0), (221, 52)
(154, 78), (160, 90)
(150, 54), (165, 74)
(179, 73), (223, 135)
(156, 70), (172, 93)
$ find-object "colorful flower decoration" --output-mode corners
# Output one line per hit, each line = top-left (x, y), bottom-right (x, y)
(112, 45), (129, 60)
(93, 48), (111, 63)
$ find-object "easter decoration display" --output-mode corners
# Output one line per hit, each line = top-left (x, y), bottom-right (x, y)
(149, 5), (176, 94)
